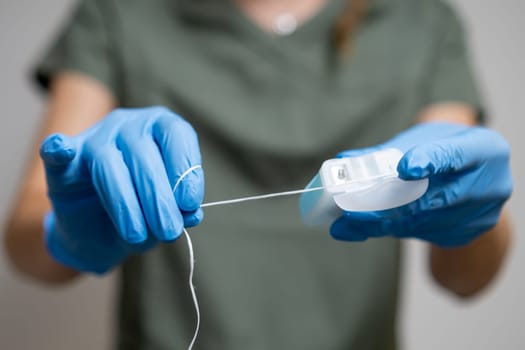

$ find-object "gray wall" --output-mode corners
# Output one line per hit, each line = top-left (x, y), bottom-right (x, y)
(0, 0), (523, 349)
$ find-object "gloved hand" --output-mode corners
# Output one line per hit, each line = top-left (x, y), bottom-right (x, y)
(330, 122), (512, 247)
(40, 106), (204, 274)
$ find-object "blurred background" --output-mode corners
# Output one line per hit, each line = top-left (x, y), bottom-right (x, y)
(0, 0), (523, 349)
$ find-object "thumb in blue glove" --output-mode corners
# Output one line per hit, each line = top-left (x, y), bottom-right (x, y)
(331, 122), (512, 247)
(40, 106), (204, 274)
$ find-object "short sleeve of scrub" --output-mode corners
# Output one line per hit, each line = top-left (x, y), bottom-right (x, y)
(33, 0), (119, 98)
(426, 3), (485, 122)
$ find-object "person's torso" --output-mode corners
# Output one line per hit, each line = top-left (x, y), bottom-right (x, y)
(112, 0), (447, 348)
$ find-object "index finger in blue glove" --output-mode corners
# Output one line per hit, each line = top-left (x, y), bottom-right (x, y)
(331, 209), (415, 240)
(398, 127), (511, 180)
(117, 134), (183, 242)
(330, 215), (369, 242)
(87, 146), (149, 243)
(152, 108), (204, 213)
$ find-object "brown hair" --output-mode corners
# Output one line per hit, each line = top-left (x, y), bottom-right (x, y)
(333, 0), (369, 54)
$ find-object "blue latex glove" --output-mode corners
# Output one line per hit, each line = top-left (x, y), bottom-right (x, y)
(40, 106), (204, 274)
(330, 122), (512, 247)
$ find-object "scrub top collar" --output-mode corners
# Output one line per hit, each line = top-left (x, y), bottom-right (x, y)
(175, 0), (392, 42)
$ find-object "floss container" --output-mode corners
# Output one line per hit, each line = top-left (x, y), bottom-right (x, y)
(299, 148), (428, 226)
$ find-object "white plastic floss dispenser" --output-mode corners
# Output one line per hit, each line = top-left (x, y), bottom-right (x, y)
(299, 148), (429, 226)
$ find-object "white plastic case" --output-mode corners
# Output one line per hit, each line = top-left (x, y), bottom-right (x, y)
(299, 148), (428, 226)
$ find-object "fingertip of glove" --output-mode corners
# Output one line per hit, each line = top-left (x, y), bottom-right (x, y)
(176, 171), (204, 211)
(152, 220), (184, 242)
(125, 230), (148, 244)
(160, 231), (183, 243)
(183, 209), (204, 228)
(115, 213), (147, 243)
(40, 133), (76, 166)
(398, 150), (433, 180)
(329, 218), (368, 242)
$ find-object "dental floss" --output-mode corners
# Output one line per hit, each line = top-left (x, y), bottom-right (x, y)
(172, 165), (203, 194)
(201, 186), (325, 208)
(300, 149), (429, 225)
(172, 165), (202, 350)
(183, 228), (199, 350)
(173, 165), (326, 209)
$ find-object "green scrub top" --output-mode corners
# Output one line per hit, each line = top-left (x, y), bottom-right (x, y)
(35, 0), (482, 349)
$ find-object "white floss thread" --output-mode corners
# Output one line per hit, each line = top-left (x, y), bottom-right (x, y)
(172, 165), (202, 350)
(172, 165), (203, 194)
(173, 163), (325, 208)
(201, 186), (324, 208)
(183, 228), (200, 350)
